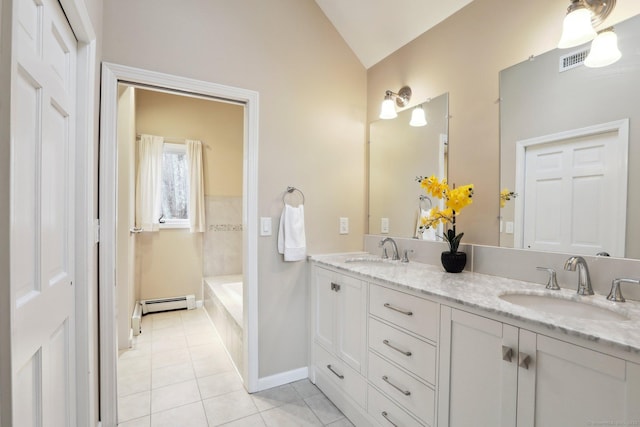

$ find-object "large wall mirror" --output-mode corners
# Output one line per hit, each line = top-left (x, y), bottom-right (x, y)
(369, 93), (449, 238)
(499, 13), (640, 259)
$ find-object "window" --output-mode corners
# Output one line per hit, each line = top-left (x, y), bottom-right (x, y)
(160, 143), (189, 227)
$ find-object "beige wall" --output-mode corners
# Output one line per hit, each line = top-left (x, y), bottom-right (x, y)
(367, 0), (640, 247)
(133, 89), (244, 301)
(103, 0), (367, 378)
(116, 86), (137, 349)
(135, 89), (244, 197)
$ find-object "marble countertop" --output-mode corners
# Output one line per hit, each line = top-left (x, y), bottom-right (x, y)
(310, 252), (640, 355)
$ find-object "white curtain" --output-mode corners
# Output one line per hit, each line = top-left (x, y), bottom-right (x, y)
(186, 139), (206, 232)
(136, 134), (164, 231)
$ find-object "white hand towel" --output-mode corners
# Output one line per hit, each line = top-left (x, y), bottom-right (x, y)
(416, 208), (437, 241)
(278, 204), (307, 262)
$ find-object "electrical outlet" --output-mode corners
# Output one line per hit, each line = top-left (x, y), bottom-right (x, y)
(381, 218), (389, 234)
(339, 217), (349, 234)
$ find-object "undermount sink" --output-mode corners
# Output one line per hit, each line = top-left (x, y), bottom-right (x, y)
(344, 256), (398, 265)
(499, 292), (630, 321)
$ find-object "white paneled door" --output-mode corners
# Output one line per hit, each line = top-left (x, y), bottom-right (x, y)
(10, 0), (78, 425)
(521, 128), (626, 257)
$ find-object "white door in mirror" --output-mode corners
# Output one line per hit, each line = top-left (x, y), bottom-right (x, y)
(520, 127), (626, 256)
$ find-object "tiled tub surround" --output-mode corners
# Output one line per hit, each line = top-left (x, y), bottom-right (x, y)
(203, 275), (243, 375)
(311, 251), (640, 355)
(203, 196), (243, 277)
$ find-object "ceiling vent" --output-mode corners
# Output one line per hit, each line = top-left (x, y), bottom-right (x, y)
(559, 48), (589, 72)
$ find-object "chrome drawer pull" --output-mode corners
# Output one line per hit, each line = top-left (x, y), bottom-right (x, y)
(382, 375), (411, 396)
(383, 303), (413, 316)
(383, 339), (412, 356)
(330, 282), (341, 292)
(381, 411), (398, 427)
(327, 364), (344, 379)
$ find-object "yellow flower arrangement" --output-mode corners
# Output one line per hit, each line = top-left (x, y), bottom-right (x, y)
(416, 175), (474, 253)
(499, 188), (517, 208)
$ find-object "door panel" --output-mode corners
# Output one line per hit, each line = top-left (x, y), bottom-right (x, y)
(335, 275), (366, 373)
(439, 308), (518, 427)
(523, 131), (624, 256)
(518, 333), (629, 427)
(11, 0), (78, 424)
(314, 268), (335, 351)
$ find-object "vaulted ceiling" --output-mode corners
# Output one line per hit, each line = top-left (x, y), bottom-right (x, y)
(314, 0), (475, 68)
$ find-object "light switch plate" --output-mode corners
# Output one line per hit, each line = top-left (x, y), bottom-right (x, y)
(381, 218), (389, 234)
(260, 217), (272, 236)
(506, 221), (514, 234)
(339, 217), (349, 234)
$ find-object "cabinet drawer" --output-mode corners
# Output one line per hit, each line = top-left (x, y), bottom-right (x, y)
(369, 317), (436, 385)
(368, 386), (426, 427)
(369, 352), (434, 425)
(314, 343), (367, 408)
(370, 285), (438, 341)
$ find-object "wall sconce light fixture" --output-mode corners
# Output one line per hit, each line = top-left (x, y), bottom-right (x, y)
(558, 0), (620, 68)
(558, 0), (615, 48)
(409, 105), (427, 127)
(379, 86), (412, 119)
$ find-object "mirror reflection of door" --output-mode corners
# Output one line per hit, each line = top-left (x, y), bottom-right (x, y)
(515, 121), (628, 257)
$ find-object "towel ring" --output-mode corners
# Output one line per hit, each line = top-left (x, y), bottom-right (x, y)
(419, 195), (432, 210)
(283, 186), (305, 205)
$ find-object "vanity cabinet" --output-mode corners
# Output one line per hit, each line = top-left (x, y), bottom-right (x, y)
(368, 284), (438, 426)
(311, 258), (640, 427)
(311, 266), (368, 409)
(439, 307), (640, 427)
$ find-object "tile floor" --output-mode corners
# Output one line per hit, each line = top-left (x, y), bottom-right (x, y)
(118, 307), (353, 426)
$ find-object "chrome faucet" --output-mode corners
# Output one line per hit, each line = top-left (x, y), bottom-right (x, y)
(563, 256), (594, 295)
(379, 237), (400, 261)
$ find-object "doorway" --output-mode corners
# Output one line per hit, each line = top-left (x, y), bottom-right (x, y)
(99, 63), (259, 426)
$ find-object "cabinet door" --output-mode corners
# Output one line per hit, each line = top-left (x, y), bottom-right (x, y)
(335, 274), (367, 373)
(517, 331), (640, 427)
(439, 307), (518, 427)
(313, 267), (336, 351)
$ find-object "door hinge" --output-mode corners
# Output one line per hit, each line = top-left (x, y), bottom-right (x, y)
(94, 219), (100, 244)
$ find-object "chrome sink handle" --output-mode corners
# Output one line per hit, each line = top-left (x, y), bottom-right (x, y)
(536, 267), (560, 290)
(401, 249), (413, 263)
(606, 278), (640, 302)
(564, 256), (594, 295)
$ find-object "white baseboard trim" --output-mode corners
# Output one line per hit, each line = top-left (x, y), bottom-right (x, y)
(196, 299), (203, 309)
(256, 366), (309, 392)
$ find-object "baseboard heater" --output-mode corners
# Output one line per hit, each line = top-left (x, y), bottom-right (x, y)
(140, 294), (196, 314)
(132, 302), (142, 336)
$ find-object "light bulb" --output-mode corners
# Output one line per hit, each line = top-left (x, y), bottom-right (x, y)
(410, 106), (427, 127)
(558, 8), (596, 49)
(585, 30), (622, 67)
(379, 97), (397, 119)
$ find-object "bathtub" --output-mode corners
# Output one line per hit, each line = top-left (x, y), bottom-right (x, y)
(203, 274), (243, 372)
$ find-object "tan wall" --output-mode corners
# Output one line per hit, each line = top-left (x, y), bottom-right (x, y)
(367, 0), (640, 247)
(133, 89), (244, 301)
(135, 230), (204, 300)
(103, 0), (367, 378)
(135, 89), (244, 197)
(116, 85), (137, 349)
